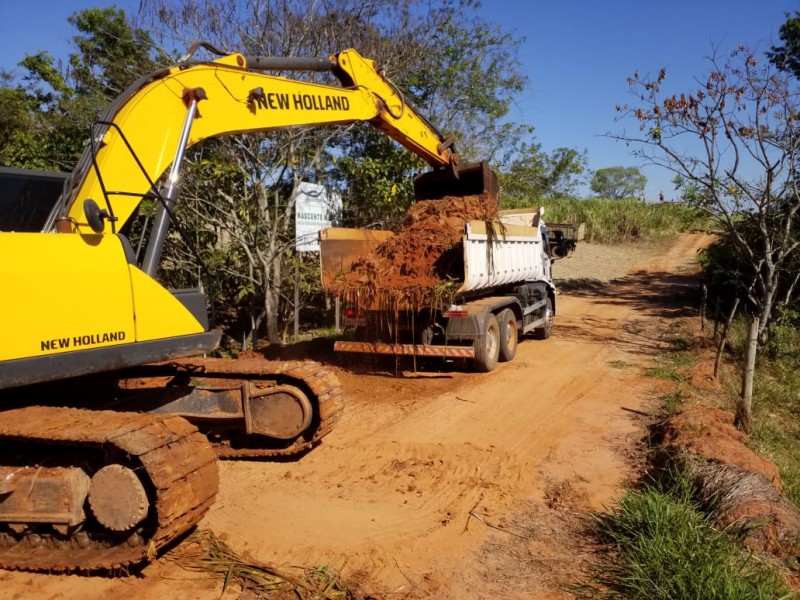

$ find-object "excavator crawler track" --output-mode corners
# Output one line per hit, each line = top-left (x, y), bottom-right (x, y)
(0, 406), (218, 572)
(164, 357), (344, 459)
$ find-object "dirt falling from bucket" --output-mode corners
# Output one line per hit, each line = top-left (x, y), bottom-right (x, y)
(330, 193), (499, 310)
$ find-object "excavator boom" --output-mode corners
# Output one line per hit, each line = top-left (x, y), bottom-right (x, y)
(50, 47), (482, 237)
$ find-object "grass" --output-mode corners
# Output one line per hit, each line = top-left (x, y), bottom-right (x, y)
(750, 358), (800, 508)
(584, 313), (797, 599)
(539, 197), (706, 245)
(608, 359), (633, 369)
(644, 366), (687, 382)
(643, 334), (696, 383)
(667, 335), (694, 351)
(589, 469), (791, 599)
(659, 389), (688, 413)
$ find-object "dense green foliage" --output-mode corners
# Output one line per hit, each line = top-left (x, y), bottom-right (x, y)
(699, 216), (800, 326)
(589, 166), (646, 200)
(769, 10), (800, 79)
(0, 7), (158, 170)
(537, 198), (702, 244)
(498, 143), (587, 205)
(592, 469), (789, 599)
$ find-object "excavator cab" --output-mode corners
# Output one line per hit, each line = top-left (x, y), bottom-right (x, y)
(0, 167), (67, 232)
(413, 161), (499, 201)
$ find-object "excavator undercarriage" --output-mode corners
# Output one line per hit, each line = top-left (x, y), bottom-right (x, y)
(0, 407), (217, 571)
(0, 357), (343, 571)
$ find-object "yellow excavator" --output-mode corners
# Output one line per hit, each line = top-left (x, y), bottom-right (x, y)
(0, 43), (495, 571)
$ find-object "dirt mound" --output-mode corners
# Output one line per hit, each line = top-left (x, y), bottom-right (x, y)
(658, 406), (800, 562)
(719, 499), (800, 558)
(660, 406), (782, 488)
(329, 193), (498, 308)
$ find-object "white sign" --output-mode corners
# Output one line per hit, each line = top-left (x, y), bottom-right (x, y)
(294, 182), (341, 252)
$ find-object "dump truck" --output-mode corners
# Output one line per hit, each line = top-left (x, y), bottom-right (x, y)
(320, 186), (584, 372)
(0, 43), (496, 571)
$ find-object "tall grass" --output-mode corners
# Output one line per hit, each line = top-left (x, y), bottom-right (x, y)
(540, 198), (704, 244)
(592, 469), (790, 599)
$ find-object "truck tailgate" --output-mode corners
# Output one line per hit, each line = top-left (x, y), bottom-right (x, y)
(459, 221), (546, 293)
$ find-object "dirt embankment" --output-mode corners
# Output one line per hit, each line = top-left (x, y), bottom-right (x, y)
(0, 234), (721, 599)
(658, 406), (800, 565)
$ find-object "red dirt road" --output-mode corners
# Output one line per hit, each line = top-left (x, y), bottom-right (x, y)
(0, 234), (713, 599)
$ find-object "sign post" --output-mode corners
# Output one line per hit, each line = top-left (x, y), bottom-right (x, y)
(293, 182), (342, 340)
(294, 182), (341, 252)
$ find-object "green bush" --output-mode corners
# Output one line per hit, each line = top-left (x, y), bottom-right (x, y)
(765, 306), (800, 363)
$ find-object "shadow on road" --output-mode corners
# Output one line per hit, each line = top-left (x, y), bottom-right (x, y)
(558, 267), (701, 319)
(554, 268), (702, 357)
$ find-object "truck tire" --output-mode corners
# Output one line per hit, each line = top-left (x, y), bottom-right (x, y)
(471, 313), (500, 372)
(533, 297), (554, 340)
(497, 308), (517, 362)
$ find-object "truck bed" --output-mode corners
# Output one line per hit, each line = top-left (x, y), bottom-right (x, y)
(460, 221), (547, 292)
(319, 219), (549, 296)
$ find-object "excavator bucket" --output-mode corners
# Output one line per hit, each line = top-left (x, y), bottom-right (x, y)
(413, 160), (499, 201)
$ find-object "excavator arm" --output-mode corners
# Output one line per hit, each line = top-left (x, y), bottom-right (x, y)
(49, 47), (468, 239)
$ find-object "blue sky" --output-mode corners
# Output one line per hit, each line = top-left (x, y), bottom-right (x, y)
(0, 1), (796, 200)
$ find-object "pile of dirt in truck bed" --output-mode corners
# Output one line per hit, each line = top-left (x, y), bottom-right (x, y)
(329, 193), (498, 308)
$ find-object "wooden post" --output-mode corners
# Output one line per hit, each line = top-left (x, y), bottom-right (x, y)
(335, 296), (341, 332)
(712, 297), (721, 342)
(737, 316), (759, 433)
(713, 297), (739, 379)
(294, 257), (300, 342)
(699, 283), (707, 333)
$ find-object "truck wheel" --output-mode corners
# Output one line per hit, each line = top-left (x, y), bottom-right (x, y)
(533, 297), (554, 340)
(497, 308), (517, 362)
(471, 313), (500, 372)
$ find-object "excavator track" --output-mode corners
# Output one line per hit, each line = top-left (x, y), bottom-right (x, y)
(162, 357), (344, 459)
(0, 406), (218, 572)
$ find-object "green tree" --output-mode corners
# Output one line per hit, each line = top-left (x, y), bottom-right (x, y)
(0, 7), (158, 171)
(616, 46), (800, 432)
(589, 166), (646, 199)
(0, 74), (46, 168)
(498, 141), (587, 206)
(768, 11), (800, 78)
(67, 8), (158, 98)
